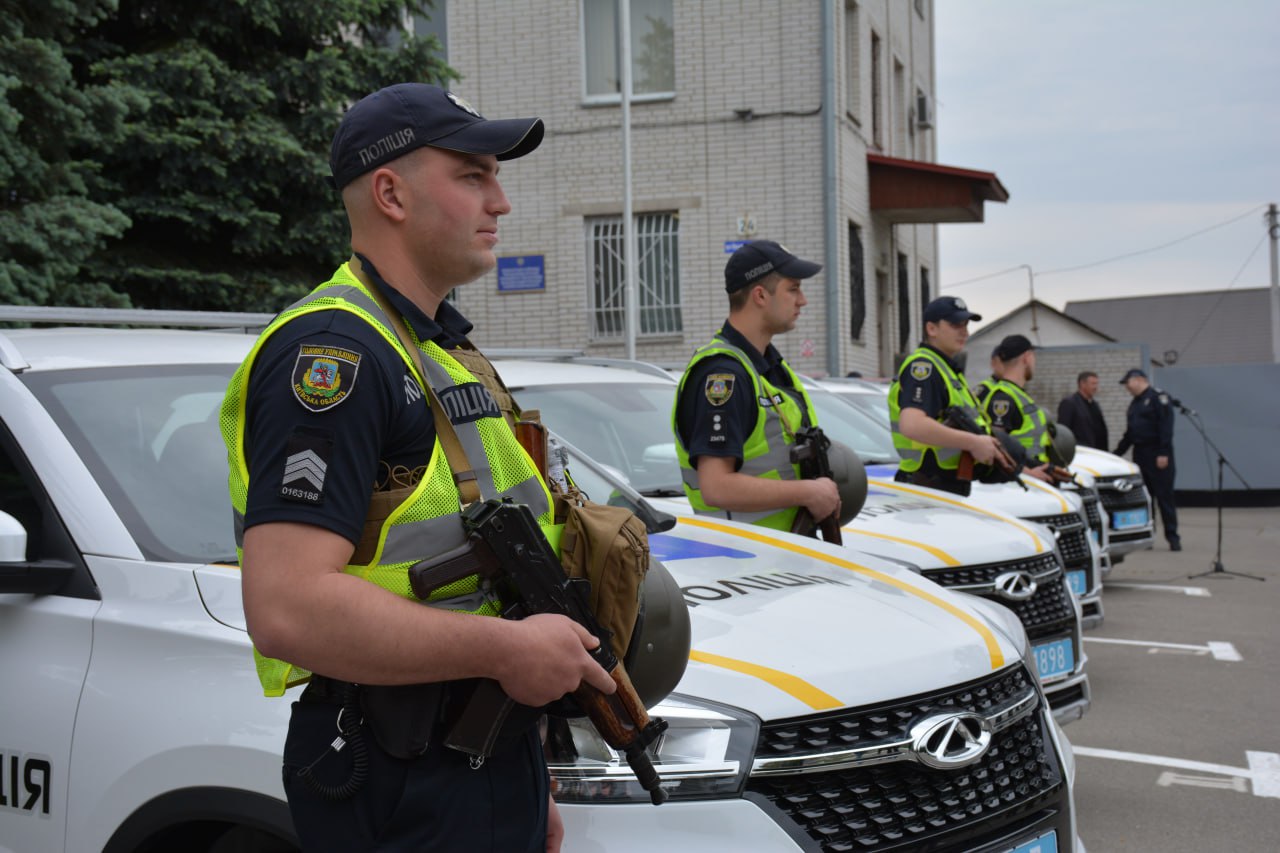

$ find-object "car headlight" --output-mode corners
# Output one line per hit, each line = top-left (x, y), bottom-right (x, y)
(546, 694), (760, 803)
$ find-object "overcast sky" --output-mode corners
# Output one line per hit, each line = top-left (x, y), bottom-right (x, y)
(933, 0), (1279, 330)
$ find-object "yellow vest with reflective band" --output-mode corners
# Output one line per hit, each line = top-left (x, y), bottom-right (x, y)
(672, 337), (817, 530)
(221, 262), (557, 697)
(982, 378), (1051, 464)
(889, 346), (991, 473)
(975, 376), (999, 404)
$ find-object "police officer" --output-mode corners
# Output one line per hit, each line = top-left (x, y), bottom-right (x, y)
(975, 334), (1054, 483)
(889, 296), (1005, 497)
(222, 83), (614, 851)
(672, 240), (839, 532)
(1115, 367), (1180, 551)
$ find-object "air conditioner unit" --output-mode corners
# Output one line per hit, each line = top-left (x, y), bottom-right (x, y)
(916, 93), (934, 129)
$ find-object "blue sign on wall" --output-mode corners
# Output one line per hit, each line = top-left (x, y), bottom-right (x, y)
(497, 255), (545, 292)
(724, 240), (747, 254)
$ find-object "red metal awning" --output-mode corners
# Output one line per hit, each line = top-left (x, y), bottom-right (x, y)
(867, 153), (1009, 224)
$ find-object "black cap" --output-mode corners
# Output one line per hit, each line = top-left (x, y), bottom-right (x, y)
(329, 83), (544, 190)
(923, 295), (982, 325)
(724, 240), (822, 293)
(1119, 368), (1148, 383)
(993, 334), (1035, 361)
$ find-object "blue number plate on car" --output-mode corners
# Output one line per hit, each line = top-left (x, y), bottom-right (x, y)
(1004, 830), (1058, 853)
(1033, 638), (1074, 681)
(1066, 570), (1086, 596)
(1112, 507), (1149, 530)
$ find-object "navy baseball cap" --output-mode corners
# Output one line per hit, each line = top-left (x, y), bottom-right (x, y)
(724, 240), (822, 293)
(329, 83), (544, 189)
(1119, 368), (1147, 383)
(993, 334), (1035, 360)
(923, 295), (982, 325)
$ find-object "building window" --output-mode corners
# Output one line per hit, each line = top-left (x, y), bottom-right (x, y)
(849, 222), (866, 341)
(587, 212), (682, 339)
(583, 0), (674, 102)
(919, 266), (930, 311)
(897, 251), (910, 352)
(870, 31), (882, 148)
(844, 2), (860, 121)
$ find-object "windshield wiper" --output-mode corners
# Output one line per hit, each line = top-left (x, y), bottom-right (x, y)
(638, 487), (685, 497)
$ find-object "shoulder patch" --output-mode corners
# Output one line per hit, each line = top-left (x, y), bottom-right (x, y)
(910, 360), (933, 381)
(1158, 393), (1170, 405)
(292, 345), (362, 412)
(992, 399), (1011, 417)
(705, 373), (735, 406)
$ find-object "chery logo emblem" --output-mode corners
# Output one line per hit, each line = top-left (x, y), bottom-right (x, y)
(993, 570), (1037, 602)
(910, 713), (992, 769)
(1110, 478), (1134, 492)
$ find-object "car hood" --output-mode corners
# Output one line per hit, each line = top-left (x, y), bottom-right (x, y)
(1071, 446), (1140, 478)
(863, 463), (1081, 520)
(194, 519), (1021, 723)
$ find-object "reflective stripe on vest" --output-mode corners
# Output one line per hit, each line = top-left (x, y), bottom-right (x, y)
(672, 337), (817, 530)
(221, 262), (555, 696)
(888, 347), (989, 473)
(984, 379), (1051, 462)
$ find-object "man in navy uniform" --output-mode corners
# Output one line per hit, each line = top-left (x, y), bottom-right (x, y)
(1114, 368), (1180, 551)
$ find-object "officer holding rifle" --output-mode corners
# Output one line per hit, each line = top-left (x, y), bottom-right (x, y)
(889, 296), (1008, 497)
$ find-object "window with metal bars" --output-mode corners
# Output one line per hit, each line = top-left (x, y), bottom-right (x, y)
(586, 212), (682, 339)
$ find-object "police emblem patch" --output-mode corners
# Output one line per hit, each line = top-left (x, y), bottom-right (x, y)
(292, 345), (362, 412)
(446, 92), (482, 117)
(992, 399), (1011, 417)
(910, 361), (933, 381)
(705, 373), (735, 406)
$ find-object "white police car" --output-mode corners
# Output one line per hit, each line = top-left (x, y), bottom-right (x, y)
(492, 358), (1090, 723)
(0, 319), (1080, 852)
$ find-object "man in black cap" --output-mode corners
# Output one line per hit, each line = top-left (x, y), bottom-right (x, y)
(973, 334), (1054, 483)
(223, 83), (613, 851)
(888, 296), (1005, 497)
(1057, 370), (1108, 450)
(672, 240), (840, 533)
(1115, 368), (1180, 550)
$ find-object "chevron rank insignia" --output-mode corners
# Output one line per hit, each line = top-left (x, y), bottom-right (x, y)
(279, 428), (334, 505)
(705, 373), (735, 405)
(910, 361), (933, 381)
(293, 345), (362, 412)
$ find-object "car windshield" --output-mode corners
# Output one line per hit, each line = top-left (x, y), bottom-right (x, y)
(515, 379), (901, 492)
(832, 389), (892, 428)
(22, 365), (239, 564)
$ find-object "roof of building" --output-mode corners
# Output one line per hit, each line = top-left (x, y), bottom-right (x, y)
(1063, 288), (1275, 366)
(969, 300), (1114, 347)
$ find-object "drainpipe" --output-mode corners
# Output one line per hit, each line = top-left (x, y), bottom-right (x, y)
(821, 0), (839, 376)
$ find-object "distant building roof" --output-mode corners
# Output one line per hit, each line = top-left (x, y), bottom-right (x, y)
(1064, 288), (1275, 366)
(970, 299), (1114, 348)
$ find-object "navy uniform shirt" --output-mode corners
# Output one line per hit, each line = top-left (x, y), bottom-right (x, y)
(675, 321), (810, 469)
(241, 253), (471, 547)
(1116, 386), (1175, 457)
(893, 344), (966, 479)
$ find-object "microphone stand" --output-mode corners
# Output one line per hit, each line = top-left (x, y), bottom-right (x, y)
(1181, 405), (1263, 581)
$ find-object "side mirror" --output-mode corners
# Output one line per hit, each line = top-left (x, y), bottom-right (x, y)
(0, 510), (27, 562)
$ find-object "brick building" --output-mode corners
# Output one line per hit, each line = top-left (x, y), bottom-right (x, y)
(422, 0), (1006, 376)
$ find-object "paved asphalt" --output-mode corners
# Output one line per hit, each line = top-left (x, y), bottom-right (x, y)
(1065, 506), (1280, 852)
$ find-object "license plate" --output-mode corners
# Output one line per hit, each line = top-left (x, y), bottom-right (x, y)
(1089, 528), (1100, 546)
(1066, 570), (1086, 596)
(1005, 830), (1058, 853)
(1112, 507), (1149, 530)
(1033, 638), (1074, 681)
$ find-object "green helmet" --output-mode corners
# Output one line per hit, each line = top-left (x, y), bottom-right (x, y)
(1047, 421), (1077, 467)
(826, 440), (868, 525)
(624, 557), (691, 709)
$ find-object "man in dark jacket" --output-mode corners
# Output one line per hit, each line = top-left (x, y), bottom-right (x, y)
(1057, 371), (1108, 450)
(1115, 368), (1179, 551)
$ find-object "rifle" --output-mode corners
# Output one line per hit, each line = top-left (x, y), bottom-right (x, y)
(408, 498), (670, 805)
(789, 426), (843, 545)
(941, 407), (1025, 487)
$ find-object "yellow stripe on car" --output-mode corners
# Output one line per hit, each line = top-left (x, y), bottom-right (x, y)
(1022, 477), (1071, 513)
(679, 517), (1006, 671)
(873, 481), (1048, 553)
(839, 527), (962, 567)
(688, 650), (843, 710)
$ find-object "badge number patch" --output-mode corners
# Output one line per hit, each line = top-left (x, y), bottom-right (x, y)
(292, 345), (362, 412)
(279, 428), (334, 505)
(910, 361), (933, 381)
(705, 373), (735, 406)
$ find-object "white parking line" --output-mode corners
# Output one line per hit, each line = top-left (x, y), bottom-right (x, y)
(1082, 637), (1242, 661)
(1074, 746), (1280, 799)
(1105, 582), (1211, 597)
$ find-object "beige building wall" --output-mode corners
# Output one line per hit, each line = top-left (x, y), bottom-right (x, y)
(442, 0), (939, 378)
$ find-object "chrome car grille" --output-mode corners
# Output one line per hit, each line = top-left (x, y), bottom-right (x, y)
(1005, 576), (1077, 638)
(747, 667), (1063, 852)
(921, 552), (1060, 590)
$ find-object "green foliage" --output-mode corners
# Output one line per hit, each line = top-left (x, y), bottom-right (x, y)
(0, 0), (454, 311)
